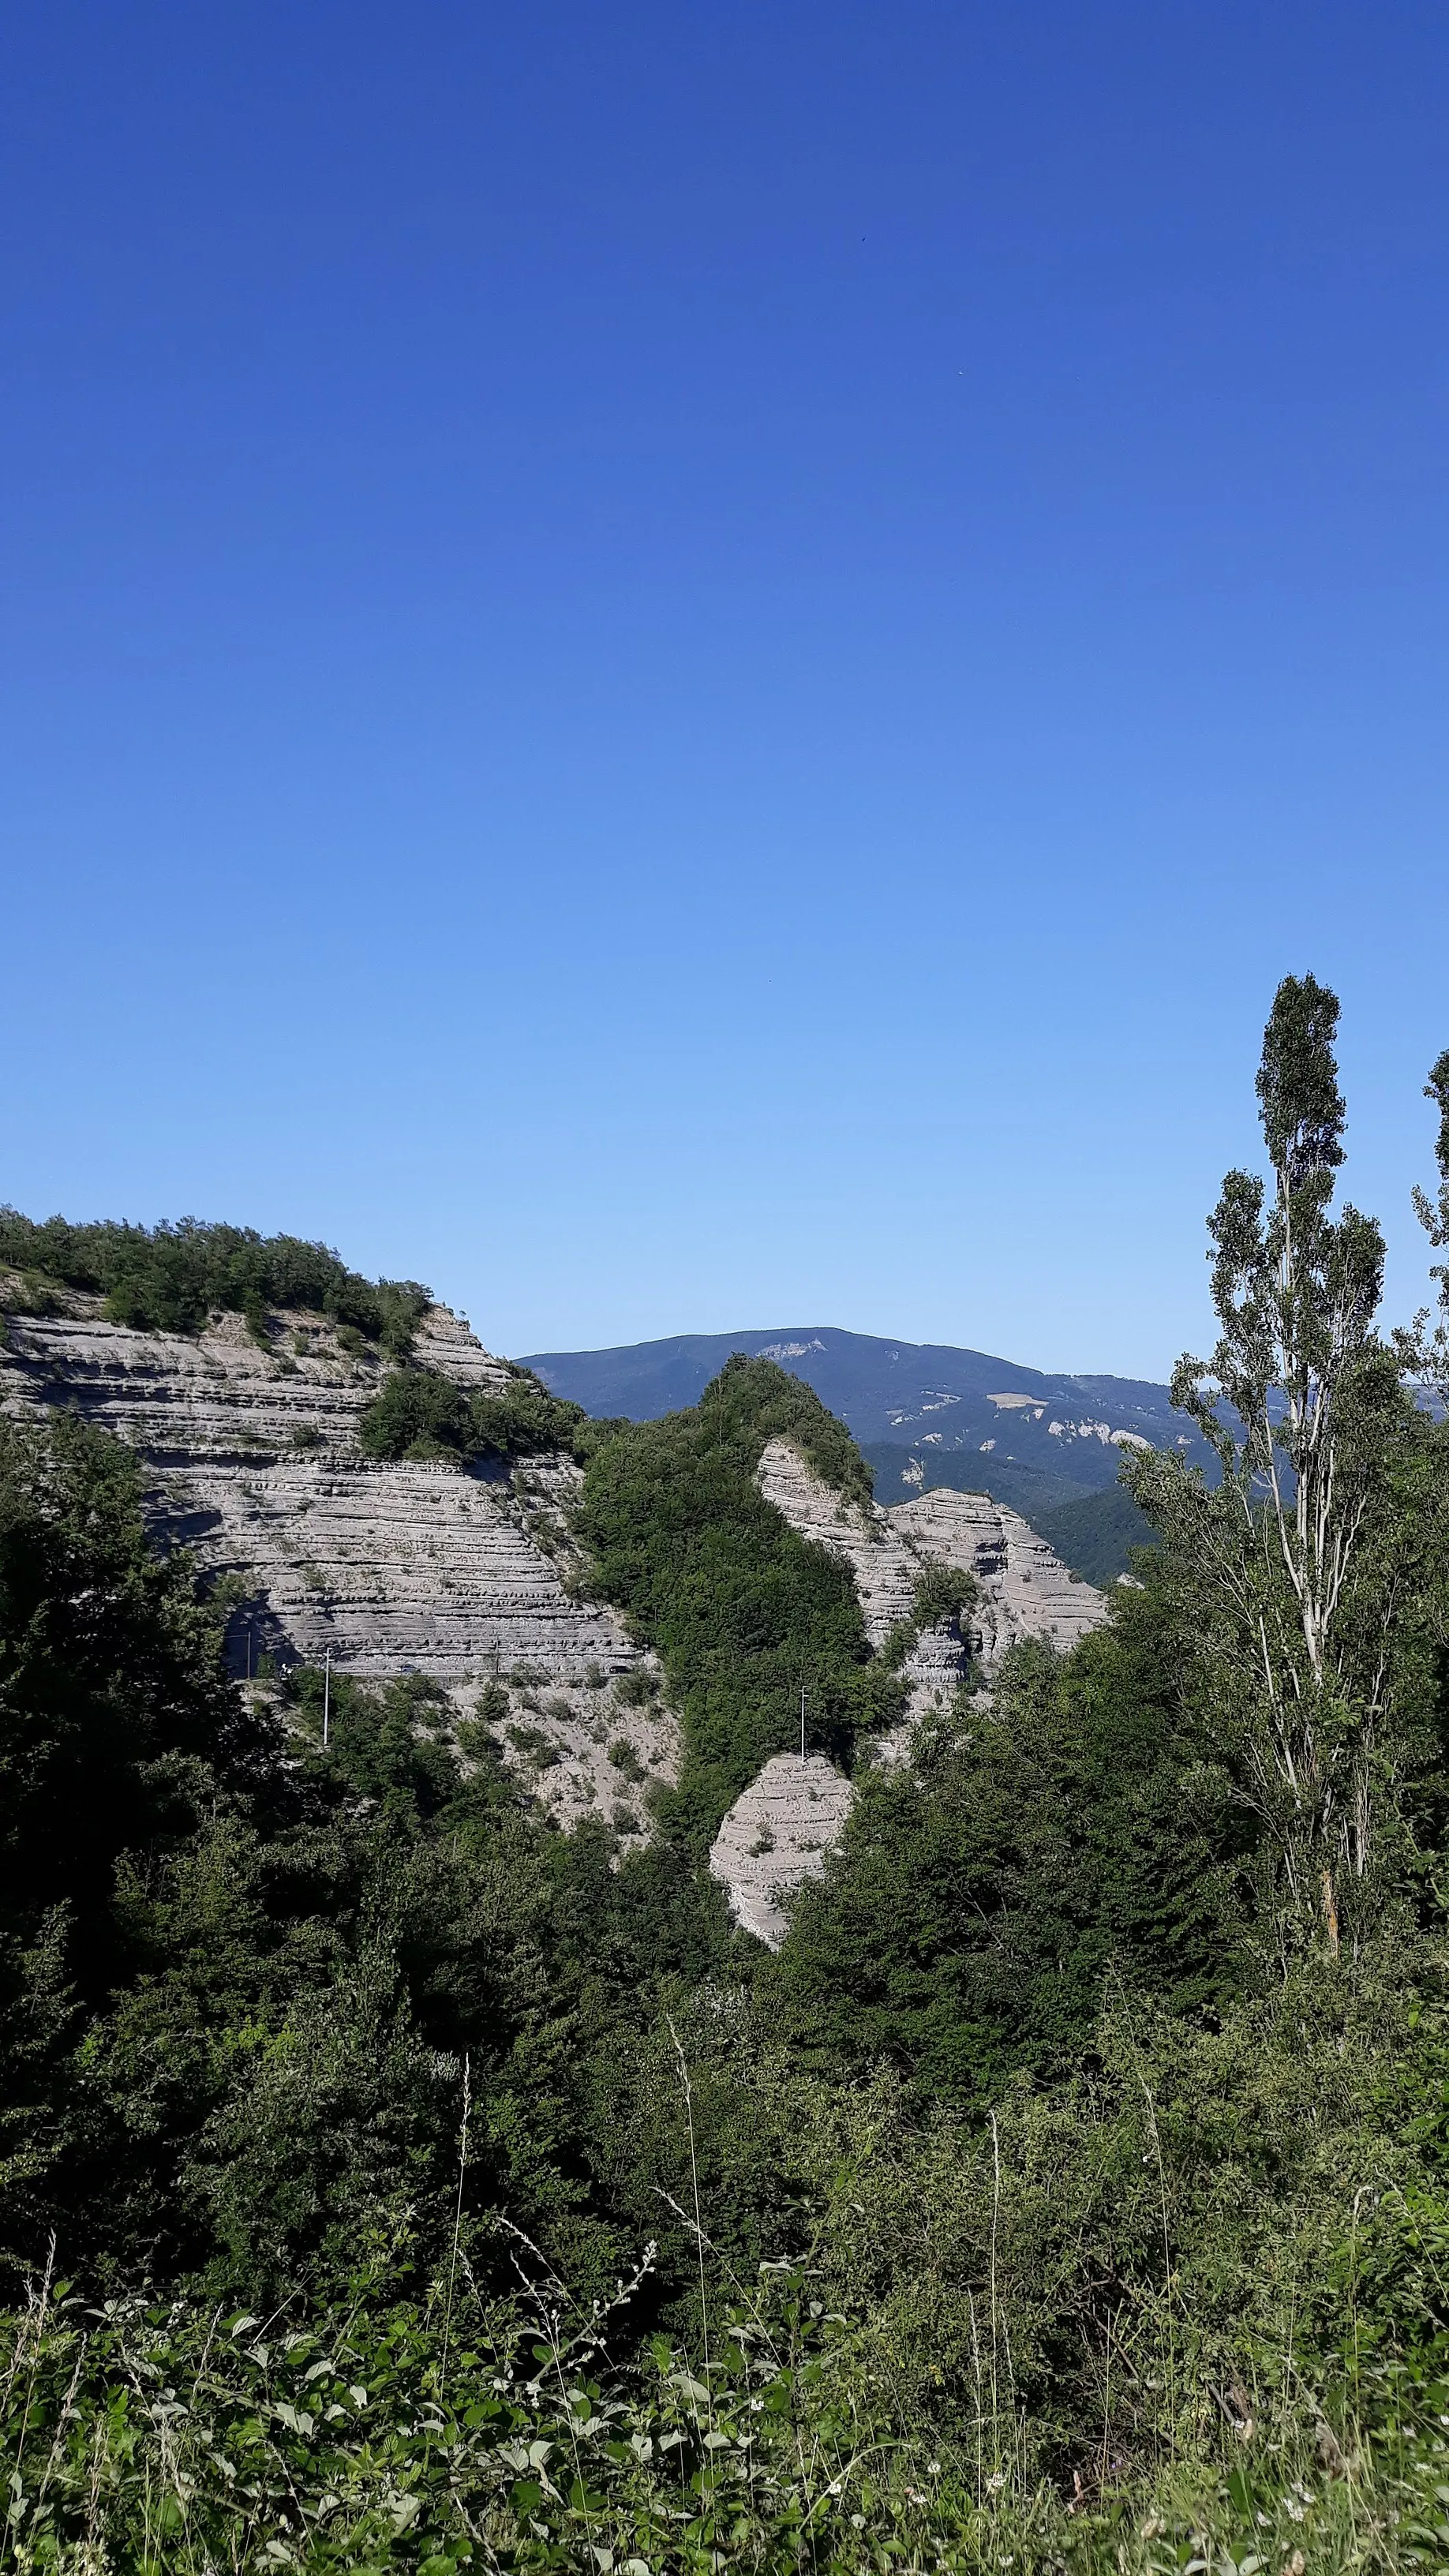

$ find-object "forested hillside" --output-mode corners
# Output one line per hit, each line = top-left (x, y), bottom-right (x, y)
(5, 980), (1449, 2571)
(525, 1327), (1188, 1577)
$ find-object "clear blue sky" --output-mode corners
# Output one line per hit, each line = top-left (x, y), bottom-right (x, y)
(4, 2), (1447, 1376)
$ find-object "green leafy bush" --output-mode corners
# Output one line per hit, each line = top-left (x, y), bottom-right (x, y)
(880, 1562), (978, 1671)
(358, 1365), (586, 1464)
(0, 1207), (430, 1350)
(357, 1365), (470, 1461)
(615, 1664), (659, 1707)
(9, 2237), (1449, 2574)
(769, 1574), (1251, 2100)
(472, 1378), (589, 1455)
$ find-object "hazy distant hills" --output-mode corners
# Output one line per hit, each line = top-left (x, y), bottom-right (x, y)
(523, 1327), (1214, 1576)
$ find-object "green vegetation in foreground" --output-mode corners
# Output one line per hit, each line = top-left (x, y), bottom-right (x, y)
(11, 2259), (1449, 2573)
(4, 989), (1449, 2569)
(0, 1208), (429, 1353)
(575, 1353), (905, 1844)
(768, 1589), (1252, 2102)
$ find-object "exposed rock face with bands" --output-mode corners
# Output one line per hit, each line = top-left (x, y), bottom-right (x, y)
(3, 1295), (1109, 1911)
(0, 1294), (677, 1837)
(708, 1440), (1108, 1945)
(707, 1754), (855, 1947)
(887, 1485), (1108, 1661)
(755, 1436), (1104, 1698)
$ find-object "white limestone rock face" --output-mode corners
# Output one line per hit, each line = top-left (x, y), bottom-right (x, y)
(755, 1438), (918, 1646)
(708, 1754), (855, 1945)
(0, 1294), (678, 1840)
(711, 1440), (1111, 1942)
(708, 1442), (964, 1946)
(755, 1438), (1106, 1676)
(887, 1488), (1106, 1661)
(754, 1437), (963, 1728)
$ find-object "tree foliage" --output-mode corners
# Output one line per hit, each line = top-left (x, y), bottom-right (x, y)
(1403, 1044), (1449, 1410)
(1123, 975), (1443, 1952)
(357, 1364), (590, 1464)
(0, 1410), (743, 2301)
(0, 1208), (431, 1352)
(769, 1568), (1252, 2102)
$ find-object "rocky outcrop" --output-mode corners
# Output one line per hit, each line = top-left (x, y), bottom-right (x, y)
(755, 1436), (1105, 1711)
(888, 1486), (1106, 1659)
(2, 1292), (1109, 1899)
(756, 1439), (919, 1647)
(709, 1439), (1110, 1944)
(754, 1439), (960, 1741)
(707, 1754), (855, 1946)
(0, 1294), (678, 1839)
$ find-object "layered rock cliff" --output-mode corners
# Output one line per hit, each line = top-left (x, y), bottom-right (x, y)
(0, 1290), (677, 1838)
(756, 1436), (1103, 1698)
(4, 1286), (1110, 1915)
(707, 1439), (1107, 1941)
(706, 1754), (855, 1946)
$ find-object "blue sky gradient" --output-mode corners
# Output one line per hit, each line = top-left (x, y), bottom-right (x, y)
(3, 2), (1447, 1373)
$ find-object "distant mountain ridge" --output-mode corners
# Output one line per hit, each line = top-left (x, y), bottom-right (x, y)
(523, 1325), (1214, 1517)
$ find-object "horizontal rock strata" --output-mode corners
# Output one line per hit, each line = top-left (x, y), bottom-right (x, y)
(0, 1295), (678, 1838)
(713, 1438), (1110, 1941)
(888, 1486), (1106, 1659)
(754, 1437), (953, 1732)
(707, 1754), (855, 1946)
(756, 1437), (1105, 1673)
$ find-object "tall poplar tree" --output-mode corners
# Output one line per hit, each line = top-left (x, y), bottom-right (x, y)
(1125, 976), (1412, 1953)
(1405, 1046), (1449, 1407)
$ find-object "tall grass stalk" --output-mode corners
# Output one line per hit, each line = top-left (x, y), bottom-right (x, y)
(439, 2050), (470, 2392)
(668, 2011), (712, 2409)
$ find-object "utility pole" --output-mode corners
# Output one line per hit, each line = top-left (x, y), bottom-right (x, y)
(799, 1685), (807, 1765)
(323, 1647), (331, 1749)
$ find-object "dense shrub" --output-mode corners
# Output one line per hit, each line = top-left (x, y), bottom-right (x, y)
(358, 1365), (588, 1463)
(0, 1411), (272, 1998)
(0, 1412), (742, 2304)
(0, 1208), (429, 1351)
(357, 1365), (471, 1461)
(9, 2058), (1449, 2574)
(470, 1376), (590, 1457)
(769, 1571), (1253, 2101)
